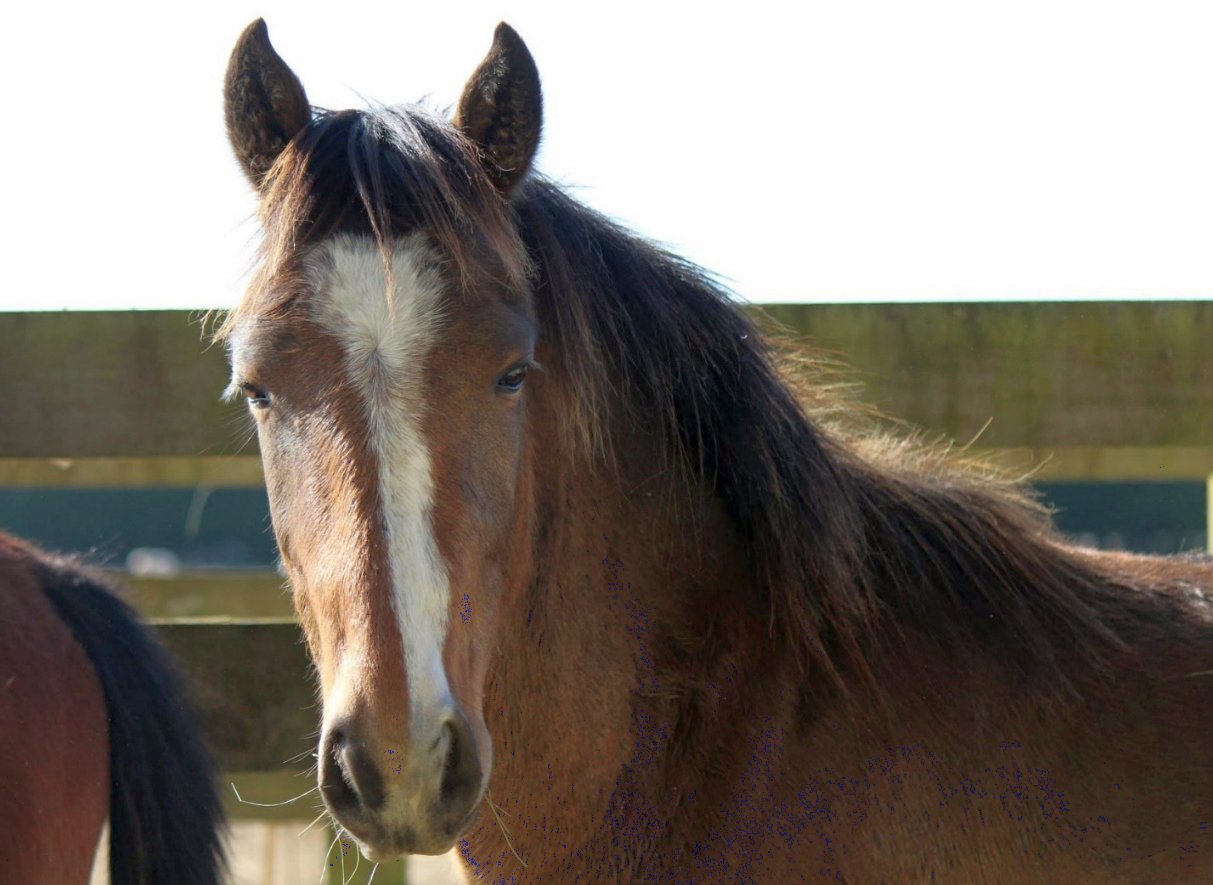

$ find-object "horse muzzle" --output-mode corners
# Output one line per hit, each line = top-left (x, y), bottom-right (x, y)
(318, 706), (487, 857)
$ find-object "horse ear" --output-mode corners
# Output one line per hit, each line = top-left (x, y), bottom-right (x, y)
(224, 19), (311, 190)
(455, 23), (543, 194)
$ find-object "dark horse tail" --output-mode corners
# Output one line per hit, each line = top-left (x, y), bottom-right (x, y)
(39, 559), (226, 884)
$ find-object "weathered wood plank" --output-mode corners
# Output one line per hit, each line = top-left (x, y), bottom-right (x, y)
(0, 456), (263, 487)
(757, 301), (1213, 449)
(154, 620), (316, 773)
(966, 446), (1213, 481)
(1, 445), (1208, 488)
(2, 304), (1212, 457)
(0, 311), (245, 458)
(124, 571), (291, 619)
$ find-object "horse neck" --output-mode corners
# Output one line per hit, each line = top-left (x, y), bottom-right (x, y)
(479, 418), (803, 861)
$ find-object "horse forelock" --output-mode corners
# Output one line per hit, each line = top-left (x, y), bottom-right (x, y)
(217, 103), (530, 343)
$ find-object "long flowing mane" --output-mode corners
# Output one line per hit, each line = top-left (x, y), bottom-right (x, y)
(513, 178), (1134, 692)
(223, 103), (1158, 694)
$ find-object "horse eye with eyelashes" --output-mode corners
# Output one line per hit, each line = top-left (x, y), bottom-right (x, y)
(240, 382), (272, 409)
(496, 364), (529, 394)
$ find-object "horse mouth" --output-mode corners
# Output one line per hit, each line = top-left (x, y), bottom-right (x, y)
(334, 798), (483, 862)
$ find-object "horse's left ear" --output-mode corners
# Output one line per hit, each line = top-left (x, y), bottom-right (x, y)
(455, 23), (543, 194)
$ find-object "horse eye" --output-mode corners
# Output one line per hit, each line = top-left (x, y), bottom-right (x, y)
(240, 382), (272, 409)
(496, 365), (529, 394)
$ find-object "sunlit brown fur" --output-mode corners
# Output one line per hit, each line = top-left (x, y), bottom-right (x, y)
(229, 316), (413, 753)
(426, 299), (539, 765)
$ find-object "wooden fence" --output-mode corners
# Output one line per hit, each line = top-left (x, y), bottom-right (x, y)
(3, 303), (1211, 883)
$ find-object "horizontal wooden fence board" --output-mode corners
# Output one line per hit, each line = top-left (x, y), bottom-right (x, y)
(3, 304), (1212, 459)
(123, 571), (292, 619)
(154, 620), (317, 773)
(0, 311), (245, 458)
(0, 456), (263, 487)
(1, 445), (1210, 488)
(756, 301), (1213, 449)
(964, 445), (1213, 481)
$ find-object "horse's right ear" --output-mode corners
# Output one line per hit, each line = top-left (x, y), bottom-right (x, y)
(224, 19), (311, 190)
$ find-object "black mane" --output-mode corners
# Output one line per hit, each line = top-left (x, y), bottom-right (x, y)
(512, 178), (1129, 689)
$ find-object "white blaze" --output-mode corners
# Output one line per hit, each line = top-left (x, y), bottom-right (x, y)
(309, 232), (453, 724)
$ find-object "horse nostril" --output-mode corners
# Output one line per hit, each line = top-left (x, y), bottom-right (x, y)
(439, 722), (460, 803)
(435, 713), (483, 828)
(320, 724), (386, 815)
(320, 735), (359, 812)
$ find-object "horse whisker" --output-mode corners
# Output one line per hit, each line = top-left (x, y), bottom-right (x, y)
(366, 863), (379, 885)
(282, 745), (318, 765)
(319, 831), (340, 885)
(298, 808), (330, 838)
(487, 789), (527, 869)
(230, 782), (319, 807)
(342, 832), (361, 885)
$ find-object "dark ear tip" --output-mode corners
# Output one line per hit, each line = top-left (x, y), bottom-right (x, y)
(239, 17), (271, 46)
(492, 22), (528, 54)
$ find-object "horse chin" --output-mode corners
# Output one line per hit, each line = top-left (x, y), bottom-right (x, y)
(405, 834), (463, 858)
(337, 794), (484, 862)
(352, 826), (468, 862)
(357, 841), (404, 864)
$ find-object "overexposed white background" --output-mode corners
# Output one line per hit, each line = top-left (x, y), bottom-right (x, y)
(3, 1), (1212, 309)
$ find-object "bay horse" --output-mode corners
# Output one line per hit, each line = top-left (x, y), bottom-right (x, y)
(0, 532), (225, 883)
(221, 19), (1212, 881)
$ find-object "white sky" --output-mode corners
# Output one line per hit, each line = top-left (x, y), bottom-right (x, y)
(3, 1), (1212, 309)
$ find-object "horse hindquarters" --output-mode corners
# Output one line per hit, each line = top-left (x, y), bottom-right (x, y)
(38, 558), (227, 885)
(0, 533), (227, 884)
(0, 549), (109, 883)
